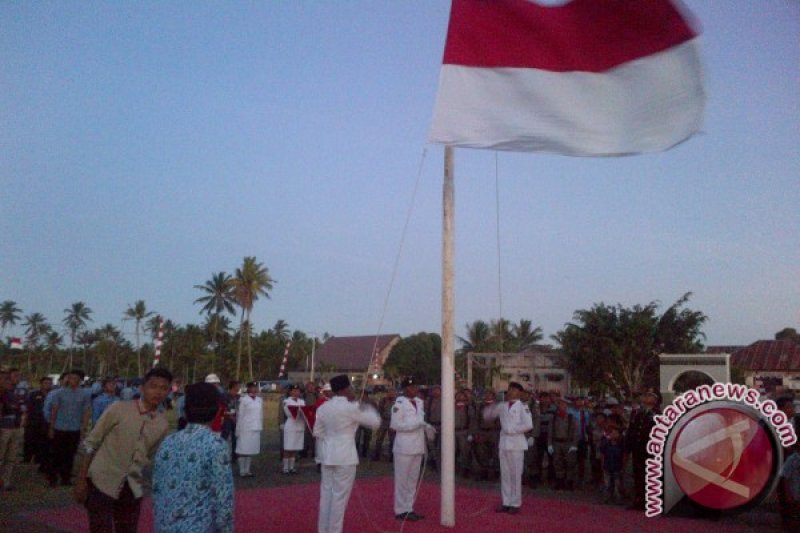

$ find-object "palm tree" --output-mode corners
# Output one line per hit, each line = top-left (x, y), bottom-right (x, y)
(202, 313), (232, 373)
(489, 318), (512, 352)
(44, 330), (63, 374)
(510, 319), (544, 352)
(195, 272), (237, 373)
(124, 300), (154, 377)
(228, 257), (275, 381)
(1, 300), (22, 340)
(63, 302), (93, 369)
(271, 319), (291, 342)
(194, 272), (237, 316)
(22, 313), (48, 348)
(95, 324), (123, 376)
(22, 313), (48, 373)
(458, 319), (491, 354)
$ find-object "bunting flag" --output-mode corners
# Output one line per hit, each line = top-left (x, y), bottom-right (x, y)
(152, 316), (164, 368)
(278, 341), (292, 379)
(429, 0), (705, 155)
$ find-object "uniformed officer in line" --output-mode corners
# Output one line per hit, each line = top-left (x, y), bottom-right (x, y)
(314, 374), (380, 533)
(548, 397), (578, 490)
(371, 388), (397, 461)
(454, 389), (473, 477)
(390, 377), (430, 522)
(424, 385), (441, 471)
(483, 382), (533, 514)
(473, 389), (501, 480)
(625, 391), (660, 510)
(528, 391), (555, 488)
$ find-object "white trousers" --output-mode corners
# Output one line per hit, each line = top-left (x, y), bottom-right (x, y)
(318, 465), (357, 533)
(499, 449), (524, 508)
(393, 453), (422, 515)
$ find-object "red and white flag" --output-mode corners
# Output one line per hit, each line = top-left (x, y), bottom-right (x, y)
(429, 0), (705, 156)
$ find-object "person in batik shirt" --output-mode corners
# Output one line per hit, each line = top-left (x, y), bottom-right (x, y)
(153, 382), (234, 533)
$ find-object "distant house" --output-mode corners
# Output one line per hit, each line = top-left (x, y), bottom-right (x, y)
(466, 345), (570, 396)
(730, 340), (800, 394)
(288, 334), (400, 388)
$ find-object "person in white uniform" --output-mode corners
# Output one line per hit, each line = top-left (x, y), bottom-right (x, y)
(483, 381), (533, 514)
(282, 385), (306, 474)
(235, 381), (263, 477)
(313, 374), (380, 533)
(390, 376), (430, 521)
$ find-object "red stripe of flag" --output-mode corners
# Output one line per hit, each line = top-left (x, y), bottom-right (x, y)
(443, 0), (697, 72)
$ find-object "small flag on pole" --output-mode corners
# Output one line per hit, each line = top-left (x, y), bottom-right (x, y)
(9, 337), (23, 351)
(429, 0), (705, 156)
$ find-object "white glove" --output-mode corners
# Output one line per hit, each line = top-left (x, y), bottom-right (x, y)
(527, 437), (534, 447)
(467, 434), (473, 443)
(279, 424), (285, 430)
(424, 423), (437, 443)
(569, 446), (577, 453)
(547, 445), (554, 455)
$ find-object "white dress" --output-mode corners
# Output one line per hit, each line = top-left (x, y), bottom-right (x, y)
(283, 397), (306, 451)
(235, 395), (263, 456)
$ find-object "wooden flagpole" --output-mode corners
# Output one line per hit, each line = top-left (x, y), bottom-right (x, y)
(441, 145), (455, 526)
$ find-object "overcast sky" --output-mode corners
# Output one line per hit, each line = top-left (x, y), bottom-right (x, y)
(2, 1), (798, 348)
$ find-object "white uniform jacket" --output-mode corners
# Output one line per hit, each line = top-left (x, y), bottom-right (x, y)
(235, 395), (263, 436)
(390, 396), (426, 455)
(283, 397), (307, 434)
(484, 400), (534, 451)
(313, 396), (380, 466)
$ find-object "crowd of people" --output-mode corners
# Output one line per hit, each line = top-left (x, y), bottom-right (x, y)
(1, 365), (799, 533)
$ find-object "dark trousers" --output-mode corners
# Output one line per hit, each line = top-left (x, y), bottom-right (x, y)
(86, 479), (142, 533)
(631, 452), (647, 506)
(371, 425), (394, 460)
(356, 427), (372, 458)
(23, 422), (48, 464)
(49, 430), (81, 483)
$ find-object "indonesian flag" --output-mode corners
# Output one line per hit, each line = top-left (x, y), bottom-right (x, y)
(9, 337), (23, 351)
(429, 0), (705, 156)
(300, 404), (318, 432)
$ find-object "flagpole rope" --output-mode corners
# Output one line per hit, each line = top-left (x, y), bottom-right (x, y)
(495, 151), (504, 352)
(361, 145), (428, 397)
(348, 146), (429, 533)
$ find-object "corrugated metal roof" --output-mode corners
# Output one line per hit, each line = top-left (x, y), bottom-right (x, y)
(315, 335), (400, 371)
(731, 340), (800, 371)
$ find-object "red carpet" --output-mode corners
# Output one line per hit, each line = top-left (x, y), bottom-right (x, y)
(24, 477), (753, 532)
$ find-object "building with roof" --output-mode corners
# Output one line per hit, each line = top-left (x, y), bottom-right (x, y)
(465, 345), (570, 396)
(730, 340), (800, 394)
(288, 334), (401, 388)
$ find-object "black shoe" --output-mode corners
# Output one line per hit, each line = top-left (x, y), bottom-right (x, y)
(395, 513), (409, 520)
(506, 506), (520, 515)
(495, 505), (510, 513)
(406, 512), (424, 521)
(49, 477), (58, 488)
(61, 479), (73, 487)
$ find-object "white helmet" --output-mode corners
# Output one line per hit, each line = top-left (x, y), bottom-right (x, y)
(204, 373), (221, 384)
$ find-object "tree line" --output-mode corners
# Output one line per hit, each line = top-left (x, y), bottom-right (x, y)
(3, 279), (795, 393)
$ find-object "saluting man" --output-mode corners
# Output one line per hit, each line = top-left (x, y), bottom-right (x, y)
(483, 382), (533, 514)
(390, 377), (430, 522)
(314, 374), (380, 533)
